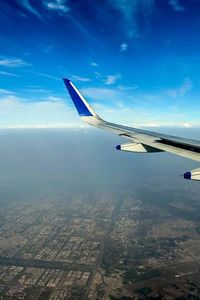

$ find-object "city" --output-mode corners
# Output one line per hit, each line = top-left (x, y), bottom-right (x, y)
(1, 187), (200, 299)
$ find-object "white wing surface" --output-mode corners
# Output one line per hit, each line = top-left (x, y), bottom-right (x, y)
(63, 78), (200, 180)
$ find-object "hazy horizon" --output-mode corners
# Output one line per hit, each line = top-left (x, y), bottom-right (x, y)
(0, 127), (199, 204)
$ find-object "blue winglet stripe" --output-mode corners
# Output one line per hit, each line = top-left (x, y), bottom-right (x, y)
(63, 78), (93, 117)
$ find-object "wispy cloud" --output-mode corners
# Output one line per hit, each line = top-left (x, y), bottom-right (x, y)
(110, 0), (155, 37)
(168, 0), (185, 12)
(43, 44), (55, 54)
(134, 123), (161, 128)
(0, 87), (196, 129)
(37, 73), (59, 80)
(120, 42), (128, 52)
(94, 72), (103, 79)
(80, 86), (135, 107)
(118, 85), (138, 91)
(105, 74), (121, 85)
(0, 58), (30, 68)
(22, 88), (51, 93)
(78, 88), (194, 127)
(71, 75), (91, 82)
(46, 95), (65, 103)
(43, 0), (70, 14)
(18, 0), (42, 19)
(166, 78), (192, 98)
(0, 70), (19, 77)
(0, 89), (15, 95)
(79, 84), (199, 127)
(81, 87), (124, 101)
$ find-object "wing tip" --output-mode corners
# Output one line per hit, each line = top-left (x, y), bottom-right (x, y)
(63, 78), (71, 85)
(63, 77), (95, 117)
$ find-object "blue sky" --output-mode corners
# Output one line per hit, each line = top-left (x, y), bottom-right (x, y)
(0, 0), (200, 128)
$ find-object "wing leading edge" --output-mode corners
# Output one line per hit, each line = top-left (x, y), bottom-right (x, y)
(63, 78), (200, 180)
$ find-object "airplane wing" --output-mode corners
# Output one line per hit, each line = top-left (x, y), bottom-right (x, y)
(63, 78), (200, 180)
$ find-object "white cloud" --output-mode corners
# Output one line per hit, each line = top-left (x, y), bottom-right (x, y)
(46, 96), (65, 103)
(105, 74), (121, 85)
(168, 0), (185, 12)
(120, 42), (128, 52)
(80, 85), (199, 127)
(0, 89), (15, 95)
(0, 81), (196, 129)
(80, 86), (135, 105)
(0, 58), (30, 68)
(70, 17), (92, 38)
(37, 73), (59, 80)
(43, 0), (70, 14)
(71, 75), (91, 82)
(134, 122), (193, 128)
(94, 72), (103, 79)
(180, 122), (192, 128)
(91, 62), (98, 67)
(118, 85), (137, 90)
(133, 123), (161, 128)
(110, 0), (155, 37)
(110, 0), (136, 23)
(90, 103), (193, 128)
(0, 92), (197, 129)
(0, 95), (81, 129)
(179, 78), (192, 96)
(81, 87), (125, 101)
(23, 88), (51, 93)
(166, 78), (192, 98)
(0, 71), (19, 77)
(18, 0), (42, 19)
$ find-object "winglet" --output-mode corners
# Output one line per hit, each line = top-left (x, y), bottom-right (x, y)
(63, 78), (97, 117)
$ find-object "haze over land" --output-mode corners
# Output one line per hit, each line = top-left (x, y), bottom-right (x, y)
(1, 128), (200, 299)
(0, 128), (199, 202)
